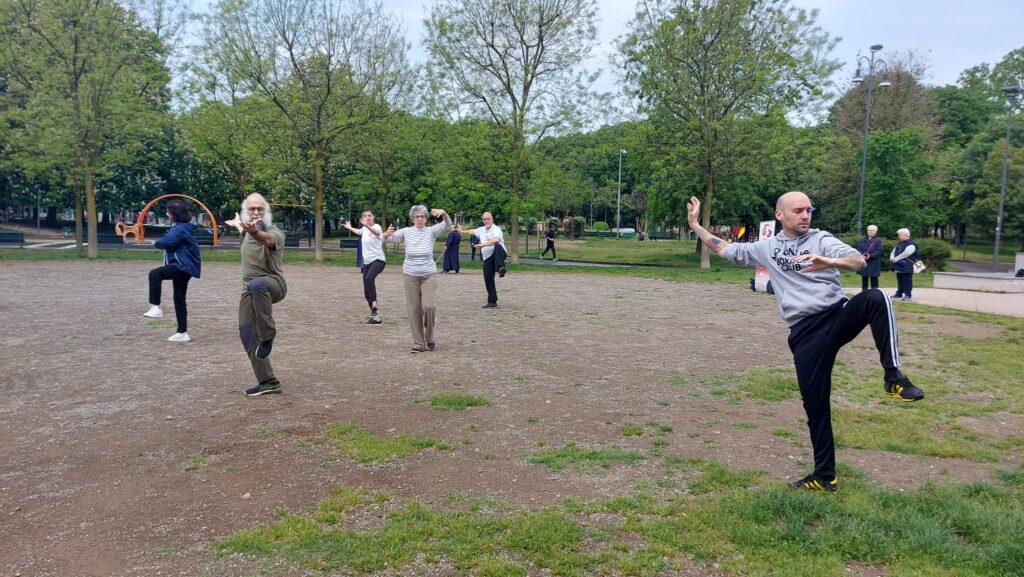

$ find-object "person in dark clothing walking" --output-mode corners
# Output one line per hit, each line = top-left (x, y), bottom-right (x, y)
(687, 191), (924, 493)
(540, 226), (557, 261)
(143, 199), (201, 343)
(443, 228), (461, 273)
(856, 224), (883, 291)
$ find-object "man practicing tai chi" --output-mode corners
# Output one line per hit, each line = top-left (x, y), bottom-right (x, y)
(226, 193), (288, 397)
(686, 192), (924, 491)
(456, 212), (507, 309)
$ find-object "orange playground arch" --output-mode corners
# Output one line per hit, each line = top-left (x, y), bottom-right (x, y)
(115, 194), (219, 246)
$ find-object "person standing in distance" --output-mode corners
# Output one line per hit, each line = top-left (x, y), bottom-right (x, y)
(226, 194), (287, 397)
(890, 228), (918, 302)
(686, 192), (924, 492)
(456, 212), (507, 309)
(856, 224), (883, 291)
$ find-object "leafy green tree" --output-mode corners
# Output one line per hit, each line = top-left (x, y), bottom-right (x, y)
(859, 128), (937, 236)
(0, 0), (170, 256)
(621, 0), (839, 267)
(968, 139), (1023, 250)
(197, 0), (409, 260)
(423, 0), (605, 262)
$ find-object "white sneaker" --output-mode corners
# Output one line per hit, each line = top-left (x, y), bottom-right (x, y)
(144, 305), (163, 318)
(168, 332), (191, 342)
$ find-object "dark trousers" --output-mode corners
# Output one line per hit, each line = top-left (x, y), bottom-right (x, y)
(787, 289), (901, 480)
(149, 265), (192, 333)
(482, 245), (507, 304)
(239, 276), (286, 383)
(860, 275), (879, 291)
(361, 260), (385, 309)
(895, 273), (913, 298)
(542, 240), (556, 259)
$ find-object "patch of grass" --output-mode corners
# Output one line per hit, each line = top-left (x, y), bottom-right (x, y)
(427, 393), (492, 411)
(145, 320), (177, 329)
(737, 367), (799, 402)
(321, 423), (452, 465)
(769, 428), (798, 441)
(526, 417), (539, 424)
(731, 422), (758, 430)
(216, 466), (1024, 577)
(184, 453), (208, 471)
(834, 408), (1002, 461)
(526, 443), (645, 473)
(661, 374), (687, 386)
(620, 425), (644, 437)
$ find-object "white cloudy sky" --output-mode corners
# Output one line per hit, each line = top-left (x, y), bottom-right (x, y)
(188, 0), (1022, 92)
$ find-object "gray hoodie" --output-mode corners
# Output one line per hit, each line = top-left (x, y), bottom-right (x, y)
(722, 228), (859, 326)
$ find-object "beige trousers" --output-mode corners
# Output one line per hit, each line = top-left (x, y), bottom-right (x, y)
(403, 274), (437, 349)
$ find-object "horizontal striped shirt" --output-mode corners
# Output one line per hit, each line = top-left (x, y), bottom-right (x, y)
(392, 221), (449, 276)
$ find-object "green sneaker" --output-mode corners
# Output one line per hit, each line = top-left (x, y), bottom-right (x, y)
(789, 474), (837, 492)
(246, 379), (281, 397)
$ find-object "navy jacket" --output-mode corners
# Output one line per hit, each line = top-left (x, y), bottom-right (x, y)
(856, 235), (883, 277)
(154, 222), (201, 278)
(891, 239), (918, 274)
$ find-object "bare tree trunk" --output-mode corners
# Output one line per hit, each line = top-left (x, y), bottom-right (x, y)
(74, 185), (84, 250)
(85, 169), (98, 258)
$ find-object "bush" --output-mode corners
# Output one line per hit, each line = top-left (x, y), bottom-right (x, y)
(569, 216), (586, 238)
(546, 217), (561, 232)
(592, 221), (609, 232)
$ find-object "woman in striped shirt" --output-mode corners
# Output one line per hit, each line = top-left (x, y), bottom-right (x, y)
(383, 205), (451, 352)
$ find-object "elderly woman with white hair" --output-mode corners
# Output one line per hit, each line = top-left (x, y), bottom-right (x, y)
(856, 224), (883, 291)
(383, 204), (451, 353)
(889, 228), (917, 301)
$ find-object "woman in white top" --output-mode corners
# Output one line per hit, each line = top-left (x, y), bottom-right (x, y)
(383, 204), (451, 352)
(342, 209), (392, 324)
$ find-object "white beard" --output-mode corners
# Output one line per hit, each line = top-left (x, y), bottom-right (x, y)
(241, 207), (273, 228)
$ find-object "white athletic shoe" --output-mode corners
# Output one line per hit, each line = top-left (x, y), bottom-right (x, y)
(168, 332), (191, 342)
(144, 305), (163, 318)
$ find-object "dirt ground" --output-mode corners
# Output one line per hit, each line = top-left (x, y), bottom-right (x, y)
(0, 260), (1012, 577)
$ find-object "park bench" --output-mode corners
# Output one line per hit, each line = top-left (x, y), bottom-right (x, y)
(339, 238), (359, 250)
(582, 230), (611, 238)
(196, 229), (215, 246)
(0, 230), (25, 247)
(647, 231), (675, 240)
(284, 236), (300, 247)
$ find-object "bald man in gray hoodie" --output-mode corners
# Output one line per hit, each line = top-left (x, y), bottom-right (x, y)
(687, 192), (924, 492)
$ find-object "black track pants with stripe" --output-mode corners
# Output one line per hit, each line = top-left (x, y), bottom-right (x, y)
(787, 288), (901, 480)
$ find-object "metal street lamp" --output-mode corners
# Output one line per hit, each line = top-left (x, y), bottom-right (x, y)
(852, 44), (891, 235)
(993, 84), (1022, 272)
(616, 148), (626, 238)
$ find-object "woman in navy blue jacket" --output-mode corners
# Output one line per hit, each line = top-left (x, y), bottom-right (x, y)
(889, 228), (917, 301)
(143, 199), (202, 342)
(856, 224), (883, 291)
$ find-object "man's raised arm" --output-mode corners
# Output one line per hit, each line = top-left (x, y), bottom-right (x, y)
(686, 196), (729, 256)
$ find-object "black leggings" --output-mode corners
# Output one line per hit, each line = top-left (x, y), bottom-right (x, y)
(860, 275), (879, 291)
(361, 260), (386, 309)
(149, 265), (192, 333)
(895, 273), (913, 298)
(542, 240), (556, 258)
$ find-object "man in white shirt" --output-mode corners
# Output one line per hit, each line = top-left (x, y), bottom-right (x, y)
(457, 212), (507, 308)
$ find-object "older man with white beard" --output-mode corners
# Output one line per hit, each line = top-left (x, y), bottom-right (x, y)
(226, 193), (287, 396)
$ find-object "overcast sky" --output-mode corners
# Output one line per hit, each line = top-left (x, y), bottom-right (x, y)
(393, 0), (1020, 87)
(189, 0), (1022, 95)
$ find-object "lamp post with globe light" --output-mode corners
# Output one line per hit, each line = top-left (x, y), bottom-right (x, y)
(852, 45), (891, 235)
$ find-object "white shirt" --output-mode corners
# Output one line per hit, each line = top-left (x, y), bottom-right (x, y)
(360, 224), (385, 264)
(392, 221), (449, 276)
(474, 224), (505, 260)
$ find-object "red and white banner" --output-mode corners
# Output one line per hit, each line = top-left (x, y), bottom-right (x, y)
(754, 220), (776, 292)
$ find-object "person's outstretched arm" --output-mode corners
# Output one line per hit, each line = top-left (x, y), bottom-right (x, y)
(686, 196), (729, 257)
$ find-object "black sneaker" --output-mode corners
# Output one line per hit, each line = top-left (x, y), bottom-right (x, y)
(366, 316), (382, 325)
(789, 474), (837, 492)
(498, 266), (507, 278)
(885, 376), (925, 401)
(255, 338), (274, 359)
(245, 379), (281, 397)
(427, 341), (436, 351)
(482, 302), (498, 309)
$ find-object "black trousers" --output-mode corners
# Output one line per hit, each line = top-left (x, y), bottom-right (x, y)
(482, 245), (507, 304)
(361, 260), (385, 308)
(860, 274), (879, 291)
(542, 240), (556, 258)
(149, 265), (192, 333)
(787, 289), (901, 480)
(895, 273), (913, 298)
